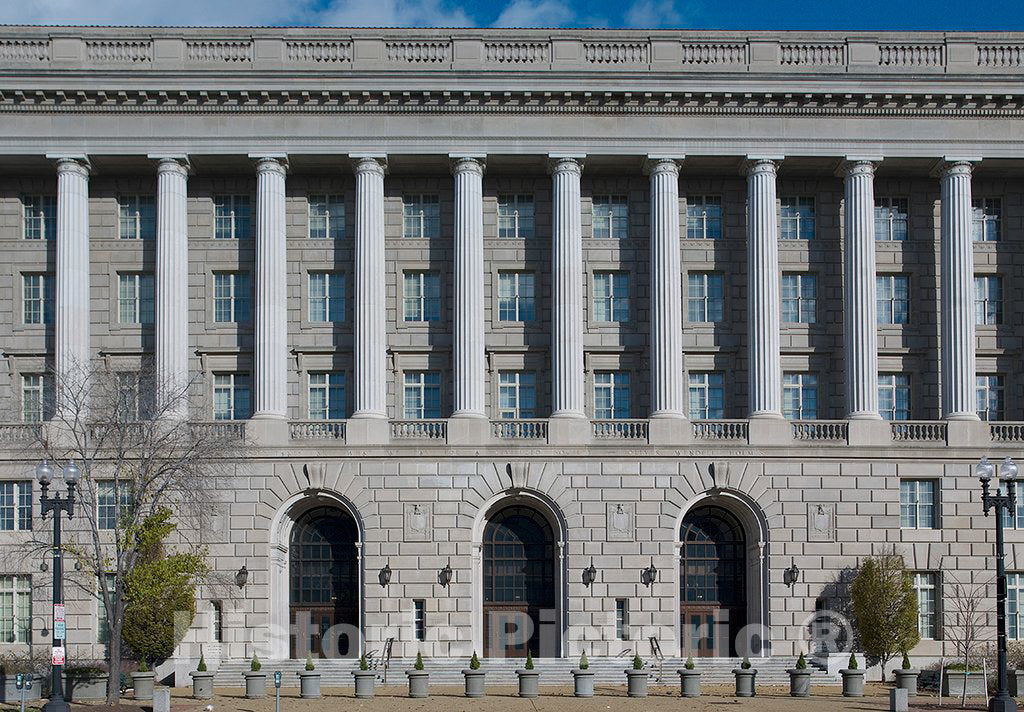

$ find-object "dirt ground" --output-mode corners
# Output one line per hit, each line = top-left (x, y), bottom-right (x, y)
(1, 683), (995, 711)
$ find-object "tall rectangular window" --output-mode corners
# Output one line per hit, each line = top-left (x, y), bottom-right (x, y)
(972, 197), (1001, 242)
(0, 575), (32, 644)
(498, 371), (537, 419)
(781, 273), (817, 324)
(780, 197), (815, 240)
(783, 373), (818, 420)
(977, 374), (1005, 422)
(686, 196), (723, 239)
(877, 275), (910, 325)
(23, 195), (56, 240)
(687, 273), (724, 323)
(22, 373), (50, 423)
(213, 272), (250, 323)
(115, 371), (145, 423)
(214, 195), (251, 240)
(403, 371), (441, 419)
(211, 601), (223, 643)
(498, 194), (535, 239)
(592, 195), (628, 239)
(308, 372), (346, 420)
(615, 599), (629, 640)
(874, 197), (909, 241)
(97, 481), (133, 531)
(213, 373), (251, 421)
(498, 272), (536, 322)
(878, 374), (911, 421)
(0, 481), (32, 531)
(22, 273), (54, 325)
(308, 272), (345, 323)
(403, 272), (441, 322)
(97, 572), (117, 645)
(689, 372), (725, 419)
(118, 273), (155, 325)
(593, 272), (629, 323)
(900, 480), (937, 529)
(118, 195), (156, 240)
(594, 371), (630, 419)
(974, 275), (1003, 325)
(403, 195), (440, 239)
(308, 194), (344, 239)
(912, 573), (938, 639)
(1010, 573), (1024, 640)
(413, 599), (426, 642)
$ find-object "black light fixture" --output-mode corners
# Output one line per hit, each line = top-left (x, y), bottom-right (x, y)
(235, 564), (249, 589)
(379, 561), (393, 588)
(582, 559), (597, 588)
(784, 559), (801, 588)
(438, 560), (453, 588)
(642, 558), (658, 587)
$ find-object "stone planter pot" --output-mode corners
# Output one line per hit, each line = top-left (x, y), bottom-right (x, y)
(572, 669), (594, 698)
(406, 670), (429, 698)
(0, 674), (44, 703)
(244, 671), (266, 699)
(351, 670), (374, 699)
(894, 669), (919, 695)
(942, 670), (986, 697)
(1009, 669), (1024, 697)
(517, 669), (539, 698)
(300, 671), (322, 699)
(131, 671), (155, 701)
(190, 671), (214, 699)
(462, 669), (486, 698)
(625, 669), (648, 698)
(788, 669), (811, 697)
(732, 668), (757, 698)
(840, 669), (865, 697)
(65, 673), (109, 701)
(677, 669), (701, 698)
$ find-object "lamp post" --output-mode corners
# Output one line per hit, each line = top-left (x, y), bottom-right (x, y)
(36, 459), (79, 712)
(978, 456), (1019, 712)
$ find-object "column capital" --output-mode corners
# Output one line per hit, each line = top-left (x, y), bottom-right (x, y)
(351, 154), (388, 176)
(743, 157), (781, 176)
(936, 157), (980, 178)
(47, 155), (91, 176)
(248, 154), (289, 174)
(838, 158), (881, 177)
(548, 155), (585, 175)
(450, 155), (486, 176)
(150, 155), (191, 175)
(643, 156), (683, 176)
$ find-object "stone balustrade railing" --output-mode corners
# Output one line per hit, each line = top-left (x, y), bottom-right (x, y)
(390, 420), (447, 440)
(592, 420), (649, 441)
(492, 420), (548, 441)
(0, 423), (41, 444)
(290, 421), (346, 441)
(890, 421), (948, 443)
(692, 420), (749, 442)
(792, 421), (849, 442)
(190, 421), (247, 441)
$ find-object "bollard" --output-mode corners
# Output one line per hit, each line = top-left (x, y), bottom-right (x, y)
(890, 687), (909, 712)
(153, 688), (171, 712)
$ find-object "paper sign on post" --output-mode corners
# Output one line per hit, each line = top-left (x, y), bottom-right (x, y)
(51, 647), (65, 666)
(53, 604), (65, 623)
(54, 621), (66, 640)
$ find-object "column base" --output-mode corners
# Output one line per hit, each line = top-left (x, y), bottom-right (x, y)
(648, 416), (693, 446)
(247, 416), (289, 446)
(345, 416), (391, 446)
(547, 416), (592, 446)
(747, 416), (792, 446)
(847, 418), (892, 447)
(447, 416), (491, 446)
(947, 418), (991, 447)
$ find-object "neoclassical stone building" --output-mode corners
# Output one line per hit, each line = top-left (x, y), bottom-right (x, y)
(0, 26), (1022, 681)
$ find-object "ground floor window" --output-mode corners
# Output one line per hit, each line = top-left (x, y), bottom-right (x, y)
(912, 572), (938, 640)
(0, 575), (31, 644)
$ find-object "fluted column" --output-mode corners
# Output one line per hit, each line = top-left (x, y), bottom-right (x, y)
(252, 156), (288, 419)
(53, 156), (90, 417)
(746, 159), (782, 418)
(154, 157), (190, 419)
(451, 156), (487, 417)
(550, 157), (585, 417)
(843, 160), (881, 419)
(940, 160), (978, 419)
(352, 156), (388, 419)
(647, 158), (686, 418)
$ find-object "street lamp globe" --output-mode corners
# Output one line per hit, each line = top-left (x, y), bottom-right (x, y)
(36, 460), (53, 485)
(1002, 458), (1019, 483)
(63, 461), (80, 484)
(977, 457), (995, 483)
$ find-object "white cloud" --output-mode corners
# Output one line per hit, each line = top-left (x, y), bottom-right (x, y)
(623, 0), (682, 28)
(492, 0), (575, 27)
(0, 0), (318, 25)
(315, 0), (474, 27)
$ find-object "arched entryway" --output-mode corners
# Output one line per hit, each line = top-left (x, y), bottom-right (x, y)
(679, 505), (747, 657)
(481, 503), (560, 657)
(288, 506), (360, 658)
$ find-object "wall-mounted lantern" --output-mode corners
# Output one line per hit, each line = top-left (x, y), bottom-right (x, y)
(641, 558), (658, 587)
(379, 561), (393, 588)
(784, 559), (801, 588)
(235, 564), (249, 589)
(438, 560), (453, 588)
(582, 559), (598, 588)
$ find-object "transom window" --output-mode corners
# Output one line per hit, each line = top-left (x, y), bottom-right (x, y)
(874, 197), (909, 241)
(974, 275), (1003, 325)
(118, 195), (156, 240)
(782, 273), (816, 324)
(308, 272), (345, 323)
(403, 271), (441, 322)
(214, 195), (251, 240)
(403, 371), (441, 419)
(97, 480), (134, 531)
(21, 373), (50, 423)
(22, 195), (56, 240)
(308, 372), (346, 420)
(0, 575), (32, 644)
(308, 194), (345, 239)
(689, 372), (725, 420)
(594, 371), (630, 419)
(213, 272), (251, 323)
(686, 196), (723, 239)
(592, 195), (628, 239)
(913, 572), (938, 639)
(900, 479), (937, 529)
(498, 194), (535, 239)
(977, 374), (1005, 422)
(498, 371), (537, 419)
(0, 482), (32, 532)
(972, 197), (1001, 242)
(498, 272), (536, 322)
(403, 195), (440, 239)
(780, 197), (815, 240)
(878, 374), (911, 421)
(117, 273), (154, 325)
(593, 272), (629, 323)
(783, 373), (818, 420)
(877, 275), (910, 325)
(687, 273), (724, 323)
(213, 372), (251, 421)
(22, 273), (54, 325)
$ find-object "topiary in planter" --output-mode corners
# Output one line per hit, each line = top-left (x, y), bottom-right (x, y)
(131, 659), (155, 701)
(840, 653), (865, 697)
(190, 654), (214, 700)
(625, 654), (648, 698)
(406, 652), (429, 699)
(787, 652), (812, 697)
(572, 652), (594, 698)
(516, 650), (540, 699)
(243, 655), (266, 699)
(462, 652), (486, 698)
(351, 654), (373, 699)
(300, 653), (322, 699)
(732, 656), (757, 697)
(677, 655), (701, 698)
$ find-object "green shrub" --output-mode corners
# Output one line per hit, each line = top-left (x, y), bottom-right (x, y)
(632, 654), (643, 670)
(848, 653), (858, 671)
(305, 654), (315, 672)
(138, 659), (148, 673)
(250, 654), (260, 673)
(684, 655), (695, 670)
(902, 651), (911, 670)
(197, 654), (207, 673)
(525, 651), (534, 670)
(579, 652), (588, 670)
(414, 652), (424, 671)
(359, 654), (368, 671)
(740, 656), (751, 670)
(469, 652), (480, 670)
(796, 652), (806, 670)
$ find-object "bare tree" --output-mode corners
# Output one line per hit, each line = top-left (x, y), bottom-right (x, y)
(24, 360), (240, 704)
(943, 569), (993, 707)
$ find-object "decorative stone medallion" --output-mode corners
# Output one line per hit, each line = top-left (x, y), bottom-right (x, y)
(607, 502), (635, 541)
(404, 503), (433, 542)
(807, 503), (837, 542)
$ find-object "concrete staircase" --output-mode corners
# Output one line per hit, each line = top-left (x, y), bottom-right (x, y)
(212, 656), (839, 688)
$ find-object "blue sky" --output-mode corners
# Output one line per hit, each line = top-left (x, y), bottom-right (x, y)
(1, 0), (1022, 30)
